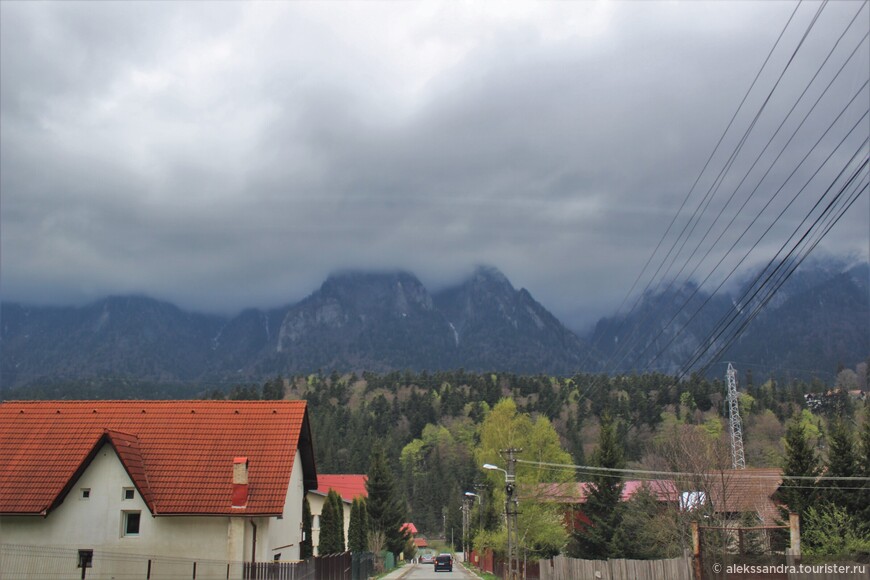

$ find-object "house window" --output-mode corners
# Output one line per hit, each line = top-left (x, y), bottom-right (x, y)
(77, 549), (93, 568)
(123, 488), (135, 500)
(274, 554), (281, 562)
(123, 511), (141, 536)
(81, 488), (90, 499)
(313, 515), (320, 529)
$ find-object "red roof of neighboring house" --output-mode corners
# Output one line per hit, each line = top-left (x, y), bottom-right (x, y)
(0, 400), (317, 516)
(401, 522), (418, 535)
(314, 474), (368, 502)
(413, 537), (428, 548)
(535, 470), (784, 524)
(533, 480), (679, 504)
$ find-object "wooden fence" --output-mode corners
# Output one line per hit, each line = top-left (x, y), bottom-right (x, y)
(243, 559), (314, 580)
(540, 554), (694, 580)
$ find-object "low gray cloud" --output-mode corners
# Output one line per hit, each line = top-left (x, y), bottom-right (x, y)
(2, 1), (867, 332)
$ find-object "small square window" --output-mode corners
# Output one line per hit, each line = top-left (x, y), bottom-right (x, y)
(123, 488), (135, 500)
(123, 511), (141, 536)
(78, 549), (93, 568)
(81, 488), (90, 499)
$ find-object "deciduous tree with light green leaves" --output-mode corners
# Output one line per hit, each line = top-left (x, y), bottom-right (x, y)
(474, 398), (573, 558)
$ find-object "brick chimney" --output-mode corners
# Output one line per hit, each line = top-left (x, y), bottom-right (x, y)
(232, 457), (248, 508)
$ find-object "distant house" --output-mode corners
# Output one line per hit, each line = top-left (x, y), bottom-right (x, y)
(536, 469), (784, 531)
(700, 468), (784, 524)
(306, 474), (367, 555)
(534, 480), (679, 531)
(401, 522), (419, 536)
(0, 400), (317, 577)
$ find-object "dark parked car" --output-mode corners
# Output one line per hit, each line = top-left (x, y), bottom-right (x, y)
(434, 554), (453, 572)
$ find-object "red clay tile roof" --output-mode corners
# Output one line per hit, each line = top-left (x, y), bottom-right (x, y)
(0, 400), (317, 516)
(314, 474), (368, 502)
(401, 522), (418, 535)
(104, 430), (156, 510)
(534, 470), (784, 524)
(533, 480), (679, 503)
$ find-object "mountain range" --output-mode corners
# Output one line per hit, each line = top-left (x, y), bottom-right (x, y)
(1, 260), (867, 390)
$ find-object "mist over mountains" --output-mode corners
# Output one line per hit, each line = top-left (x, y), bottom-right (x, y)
(1, 260), (867, 390)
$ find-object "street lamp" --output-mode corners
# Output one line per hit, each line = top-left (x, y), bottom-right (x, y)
(483, 463), (515, 493)
(465, 490), (483, 564)
(465, 491), (483, 539)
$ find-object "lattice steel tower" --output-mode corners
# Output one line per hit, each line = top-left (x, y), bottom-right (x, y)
(726, 363), (746, 469)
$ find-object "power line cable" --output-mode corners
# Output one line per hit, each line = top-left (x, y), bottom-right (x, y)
(689, 173), (868, 378)
(586, 1), (806, 371)
(604, 4), (866, 375)
(600, 0), (832, 374)
(678, 151), (869, 379)
(616, 23), (870, 372)
(644, 93), (870, 374)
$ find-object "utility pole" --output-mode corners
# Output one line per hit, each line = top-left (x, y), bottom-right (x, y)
(502, 448), (522, 580)
(461, 498), (470, 563)
(474, 483), (485, 530)
(442, 507), (447, 541)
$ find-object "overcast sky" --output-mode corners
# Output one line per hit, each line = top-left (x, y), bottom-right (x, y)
(2, 1), (868, 332)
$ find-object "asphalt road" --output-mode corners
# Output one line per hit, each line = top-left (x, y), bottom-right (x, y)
(404, 559), (475, 580)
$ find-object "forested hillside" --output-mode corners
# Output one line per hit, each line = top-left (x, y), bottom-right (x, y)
(212, 367), (868, 540)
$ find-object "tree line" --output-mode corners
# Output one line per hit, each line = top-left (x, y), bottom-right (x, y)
(215, 367), (868, 561)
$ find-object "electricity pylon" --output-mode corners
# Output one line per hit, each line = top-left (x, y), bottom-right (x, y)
(726, 363), (746, 469)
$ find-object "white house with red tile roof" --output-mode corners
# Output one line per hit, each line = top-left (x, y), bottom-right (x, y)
(306, 474), (367, 555)
(0, 400), (318, 577)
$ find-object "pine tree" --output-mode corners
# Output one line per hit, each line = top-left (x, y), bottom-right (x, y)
(780, 416), (820, 522)
(570, 412), (624, 559)
(348, 497), (369, 552)
(262, 376), (285, 400)
(331, 489), (346, 552)
(320, 489), (343, 554)
(825, 420), (859, 514)
(859, 405), (870, 525)
(301, 497), (313, 559)
(366, 445), (409, 557)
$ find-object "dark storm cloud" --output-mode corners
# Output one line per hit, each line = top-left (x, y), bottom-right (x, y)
(2, 1), (867, 332)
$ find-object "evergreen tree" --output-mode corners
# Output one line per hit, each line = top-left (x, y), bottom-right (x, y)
(262, 376), (285, 400)
(859, 405), (870, 526)
(612, 485), (673, 559)
(348, 497), (369, 552)
(366, 444), (409, 557)
(320, 489), (343, 554)
(779, 416), (821, 522)
(570, 412), (624, 559)
(301, 497), (313, 559)
(825, 420), (860, 514)
(331, 489), (346, 552)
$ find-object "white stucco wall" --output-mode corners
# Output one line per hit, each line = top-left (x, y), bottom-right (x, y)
(0, 443), (306, 577)
(266, 450), (305, 561)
